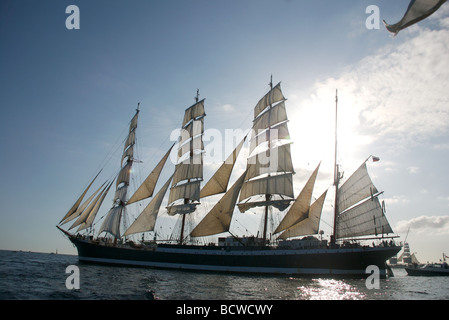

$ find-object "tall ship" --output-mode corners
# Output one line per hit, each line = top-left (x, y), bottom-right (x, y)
(57, 80), (401, 277)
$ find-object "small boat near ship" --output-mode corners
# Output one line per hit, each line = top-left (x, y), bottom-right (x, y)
(405, 254), (449, 276)
(57, 79), (401, 277)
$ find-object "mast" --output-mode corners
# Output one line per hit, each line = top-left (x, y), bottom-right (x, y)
(98, 104), (140, 240)
(167, 89), (205, 245)
(330, 91), (394, 241)
(332, 90), (339, 245)
(238, 76), (294, 244)
(262, 76), (274, 244)
(179, 89), (201, 244)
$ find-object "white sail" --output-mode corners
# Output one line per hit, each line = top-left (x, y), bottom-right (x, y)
(337, 162), (378, 214)
(127, 145), (173, 205)
(167, 203), (199, 216)
(200, 137), (246, 198)
(123, 174), (174, 236)
(98, 108), (140, 238)
(246, 143), (294, 180)
(167, 98), (206, 216)
(168, 180), (201, 204)
(191, 170), (247, 237)
(116, 162), (132, 187)
(172, 155), (203, 186)
(76, 180), (114, 232)
(69, 181), (110, 230)
(253, 101), (287, 132)
(98, 206), (123, 238)
(178, 136), (204, 158)
(238, 82), (294, 215)
(61, 180), (106, 224)
(182, 99), (205, 127)
(59, 169), (102, 224)
(250, 121), (289, 154)
(239, 173), (294, 204)
(178, 119), (204, 149)
(336, 196), (393, 239)
(274, 163), (320, 234)
(277, 190), (327, 240)
(254, 82), (285, 118)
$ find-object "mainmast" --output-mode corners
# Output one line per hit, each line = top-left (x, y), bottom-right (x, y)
(238, 76), (294, 244)
(262, 76), (274, 244)
(179, 89), (201, 245)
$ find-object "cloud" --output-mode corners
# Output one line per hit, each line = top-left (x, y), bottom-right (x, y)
(407, 166), (419, 174)
(395, 215), (449, 234)
(300, 15), (449, 149)
(384, 194), (410, 205)
(222, 104), (235, 112)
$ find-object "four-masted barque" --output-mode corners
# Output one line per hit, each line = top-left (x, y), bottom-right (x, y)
(58, 80), (401, 277)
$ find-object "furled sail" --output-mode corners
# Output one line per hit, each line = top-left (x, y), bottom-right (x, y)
(167, 99), (206, 215)
(191, 170), (248, 237)
(126, 145), (173, 205)
(59, 169), (102, 224)
(123, 174), (174, 236)
(98, 108), (140, 238)
(238, 82), (294, 213)
(277, 190), (327, 240)
(335, 161), (393, 239)
(200, 136), (246, 198)
(274, 163), (321, 234)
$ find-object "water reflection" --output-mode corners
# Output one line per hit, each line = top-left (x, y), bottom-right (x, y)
(295, 278), (367, 300)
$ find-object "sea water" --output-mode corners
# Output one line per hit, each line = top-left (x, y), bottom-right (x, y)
(1, 250), (448, 301)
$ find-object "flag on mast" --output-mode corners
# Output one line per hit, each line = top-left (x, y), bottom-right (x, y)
(383, 0), (447, 35)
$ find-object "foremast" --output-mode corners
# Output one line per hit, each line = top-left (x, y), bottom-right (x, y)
(98, 104), (140, 241)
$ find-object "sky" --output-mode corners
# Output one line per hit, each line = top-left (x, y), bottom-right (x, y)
(1, 0), (448, 263)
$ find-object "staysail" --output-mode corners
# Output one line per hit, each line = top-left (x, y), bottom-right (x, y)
(277, 190), (328, 240)
(200, 136), (246, 198)
(72, 180), (114, 232)
(191, 170), (248, 237)
(126, 145), (174, 205)
(59, 169), (102, 224)
(274, 163), (321, 234)
(123, 174), (174, 236)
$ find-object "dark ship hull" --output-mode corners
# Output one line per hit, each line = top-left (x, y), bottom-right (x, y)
(67, 234), (400, 278)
